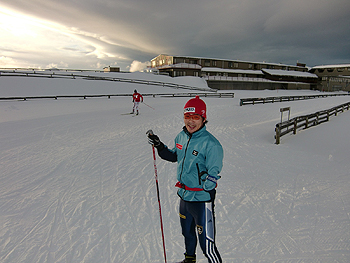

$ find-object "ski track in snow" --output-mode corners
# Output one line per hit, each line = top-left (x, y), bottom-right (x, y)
(1, 77), (350, 262)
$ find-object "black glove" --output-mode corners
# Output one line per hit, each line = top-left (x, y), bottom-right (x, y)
(147, 132), (164, 151)
(148, 134), (160, 146)
(200, 172), (217, 201)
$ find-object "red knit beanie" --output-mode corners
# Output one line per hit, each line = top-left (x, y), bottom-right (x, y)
(184, 95), (207, 119)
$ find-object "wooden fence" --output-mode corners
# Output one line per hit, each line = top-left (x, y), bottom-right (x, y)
(275, 101), (350, 144)
(0, 92), (234, 101)
(240, 93), (350, 106)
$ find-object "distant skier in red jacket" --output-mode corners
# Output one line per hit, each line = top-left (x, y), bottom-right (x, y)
(132, 89), (143, 115)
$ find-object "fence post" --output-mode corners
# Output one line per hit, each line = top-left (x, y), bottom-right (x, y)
(275, 124), (280, 144)
(293, 118), (297, 134)
(305, 116), (309, 128)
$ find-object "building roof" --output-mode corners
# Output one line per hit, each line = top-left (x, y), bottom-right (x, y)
(311, 64), (350, 69)
(262, 69), (318, 78)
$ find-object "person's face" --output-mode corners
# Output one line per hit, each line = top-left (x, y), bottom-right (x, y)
(184, 113), (205, 134)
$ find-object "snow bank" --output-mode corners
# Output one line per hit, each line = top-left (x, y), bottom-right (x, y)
(1, 74), (350, 262)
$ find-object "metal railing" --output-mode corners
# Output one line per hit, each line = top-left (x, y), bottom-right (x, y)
(0, 69), (215, 92)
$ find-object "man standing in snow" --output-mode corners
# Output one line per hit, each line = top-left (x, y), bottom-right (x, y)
(132, 89), (143, 115)
(148, 96), (223, 263)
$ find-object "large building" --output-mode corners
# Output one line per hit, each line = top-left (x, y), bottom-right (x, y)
(150, 54), (349, 91)
(309, 64), (350, 92)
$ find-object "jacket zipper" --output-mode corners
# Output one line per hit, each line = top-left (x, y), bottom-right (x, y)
(179, 134), (192, 183)
(196, 163), (201, 185)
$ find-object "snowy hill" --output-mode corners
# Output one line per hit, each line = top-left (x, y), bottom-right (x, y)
(1, 73), (350, 262)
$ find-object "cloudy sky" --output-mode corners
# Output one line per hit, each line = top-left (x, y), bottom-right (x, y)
(0, 0), (349, 71)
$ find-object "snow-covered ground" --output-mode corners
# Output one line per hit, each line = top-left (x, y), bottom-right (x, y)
(1, 73), (350, 262)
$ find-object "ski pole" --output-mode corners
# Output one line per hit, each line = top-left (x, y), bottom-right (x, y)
(142, 101), (155, 110)
(146, 130), (167, 263)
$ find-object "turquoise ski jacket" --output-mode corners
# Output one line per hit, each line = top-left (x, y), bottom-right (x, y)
(158, 126), (223, 202)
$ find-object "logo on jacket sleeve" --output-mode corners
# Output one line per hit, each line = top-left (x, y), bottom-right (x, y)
(192, 150), (198, 156)
(176, 143), (183, 150)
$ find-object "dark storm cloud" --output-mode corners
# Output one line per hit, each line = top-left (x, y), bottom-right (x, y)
(0, 0), (349, 70)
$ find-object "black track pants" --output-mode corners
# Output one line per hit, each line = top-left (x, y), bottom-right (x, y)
(179, 199), (222, 263)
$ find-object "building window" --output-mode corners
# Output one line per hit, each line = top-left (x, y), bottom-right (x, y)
(174, 58), (184, 64)
(228, 62), (233, 68)
(205, 60), (210, 67)
(175, 71), (186, 77)
(234, 63), (239, 68)
(212, 61), (217, 67)
(249, 64), (253, 69)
